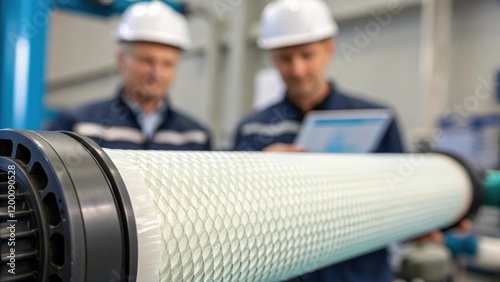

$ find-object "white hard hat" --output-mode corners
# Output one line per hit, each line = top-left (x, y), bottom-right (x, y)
(117, 1), (191, 50)
(258, 0), (338, 50)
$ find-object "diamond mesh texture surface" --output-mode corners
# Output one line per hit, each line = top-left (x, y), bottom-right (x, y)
(104, 150), (471, 282)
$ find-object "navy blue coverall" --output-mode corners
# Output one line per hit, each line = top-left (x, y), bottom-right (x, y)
(48, 90), (211, 150)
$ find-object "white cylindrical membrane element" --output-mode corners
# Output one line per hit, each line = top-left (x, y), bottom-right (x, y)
(104, 150), (472, 282)
(474, 237), (500, 269)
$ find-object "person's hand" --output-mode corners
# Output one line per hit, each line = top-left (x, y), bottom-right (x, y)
(414, 230), (444, 243)
(262, 143), (306, 152)
(413, 219), (472, 243)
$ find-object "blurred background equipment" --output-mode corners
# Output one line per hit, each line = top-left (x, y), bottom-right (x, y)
(397, 234), (500, 282)
(400, 242), (454, 282)
(397, 169), (500, 282)
(432, 114), (500, 171)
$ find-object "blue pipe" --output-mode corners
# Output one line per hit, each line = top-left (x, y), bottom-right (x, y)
(0, 0), (50, 130)
(56, 0), (185, 17)
(445, 232), (479, 258)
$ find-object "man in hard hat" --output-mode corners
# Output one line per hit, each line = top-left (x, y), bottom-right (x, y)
(233, 0), (403, 280)
(49, 1), (211, 150)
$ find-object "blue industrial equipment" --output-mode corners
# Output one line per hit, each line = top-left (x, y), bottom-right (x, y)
(0, 0), (50, 130)
(56, 0), (185, 17)
(0, 0), (183, 130)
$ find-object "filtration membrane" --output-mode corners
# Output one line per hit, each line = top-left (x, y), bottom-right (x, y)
(106, 150), (472, 282)
(0, 130), (479, 281)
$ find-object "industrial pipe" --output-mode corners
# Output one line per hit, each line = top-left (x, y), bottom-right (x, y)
(0, 130), (482, 281)
(483, 170), (500, 209)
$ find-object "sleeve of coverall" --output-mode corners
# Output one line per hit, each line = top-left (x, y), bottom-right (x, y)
(232, 122), (260, 151)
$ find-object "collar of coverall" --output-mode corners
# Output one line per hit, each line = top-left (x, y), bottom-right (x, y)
(282, 81), (338, 117)
(116, 87), (169, 118)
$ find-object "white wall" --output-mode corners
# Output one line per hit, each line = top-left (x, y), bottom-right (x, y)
(330, 6), (422, 148)
(47, 12), (119, 82)
(448, 0), (500, 113)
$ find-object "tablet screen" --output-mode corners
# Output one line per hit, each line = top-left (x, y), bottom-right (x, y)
(294, 109), (393, 153)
